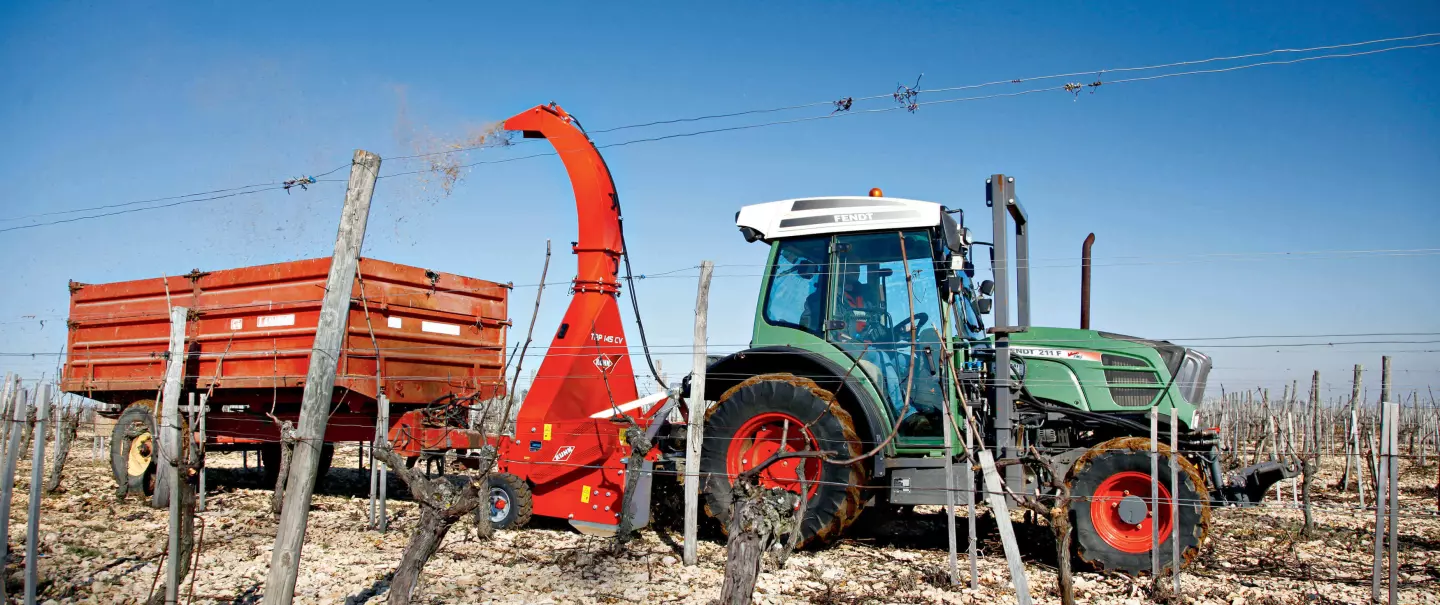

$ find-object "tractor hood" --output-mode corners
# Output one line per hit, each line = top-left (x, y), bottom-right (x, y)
(996, 327), (1210, 428)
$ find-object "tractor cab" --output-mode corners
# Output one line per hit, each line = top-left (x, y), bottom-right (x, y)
(734, 190), (982, 445)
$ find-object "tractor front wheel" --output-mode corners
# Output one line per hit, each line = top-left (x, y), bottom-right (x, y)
(699, 374), (867, 547)
(1069, 437), (1212, 575)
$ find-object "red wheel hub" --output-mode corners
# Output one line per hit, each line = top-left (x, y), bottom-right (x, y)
(1090, 470), (1172, 554)
(726, 412), (821, 499)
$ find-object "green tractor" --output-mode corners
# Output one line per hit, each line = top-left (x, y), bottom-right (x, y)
(692, 175), (1297, 574)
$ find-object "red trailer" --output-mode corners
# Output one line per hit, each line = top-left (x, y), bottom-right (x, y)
(62, 257), (509, 493)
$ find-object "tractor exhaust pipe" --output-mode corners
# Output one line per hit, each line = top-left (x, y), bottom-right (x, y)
(1080, 233), (1095, 330)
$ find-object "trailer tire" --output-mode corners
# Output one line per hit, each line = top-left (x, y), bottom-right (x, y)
(700, 374), (867, 547)
(1069, 437), (1212, 575)
(110, 402), (158, 500)
(485, 473), (533, 530)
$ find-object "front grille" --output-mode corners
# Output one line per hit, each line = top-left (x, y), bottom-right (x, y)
(1102, 354), (1148, 368)
(1110, 387), (1158, 407)
(1105, 369), (1159, 385)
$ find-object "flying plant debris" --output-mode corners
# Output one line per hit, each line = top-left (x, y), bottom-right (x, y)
(421, 122), (515, 195)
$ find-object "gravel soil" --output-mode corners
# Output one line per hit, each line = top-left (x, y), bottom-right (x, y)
(6, 431), (1438, 604)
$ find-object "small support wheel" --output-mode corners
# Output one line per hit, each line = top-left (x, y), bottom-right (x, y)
(486, 473), (533, 530)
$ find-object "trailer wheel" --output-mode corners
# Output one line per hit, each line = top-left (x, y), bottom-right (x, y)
(700, 374), (867, 547)
(110, 402), (158, 500)
(486, 473), (533, 530)
(1069, 437), (1212, 575)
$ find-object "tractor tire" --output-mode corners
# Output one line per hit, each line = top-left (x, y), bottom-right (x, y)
(110, 402), (158, 500)
(485, 473), (533, 530)
(260, 442), (334, 487)
(700, 374), (867, 547)
(1069, 437), (1212, 575)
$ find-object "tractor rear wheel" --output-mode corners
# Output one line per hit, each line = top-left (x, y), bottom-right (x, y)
(1069, 437), (1212, 575)
(700, 374), (867, 547)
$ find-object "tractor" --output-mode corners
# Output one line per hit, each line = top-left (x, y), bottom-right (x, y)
(683, 177), (1300, 573)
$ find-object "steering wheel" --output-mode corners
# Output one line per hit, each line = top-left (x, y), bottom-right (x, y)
(892, 312), (930, 341)
(852, 306), (893, 344)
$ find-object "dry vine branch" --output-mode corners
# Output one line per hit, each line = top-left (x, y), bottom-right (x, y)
(373, 441), (497, 605)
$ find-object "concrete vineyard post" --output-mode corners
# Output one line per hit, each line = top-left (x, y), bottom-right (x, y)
(1150, 409), (1159, 579)
(978, 450), (1032, 605)
(1170, 410), (1180, 592)
(964, 402), (977, 590)
(377, 393), (390, 532)
(25, 383), (51, 605)
(682, 260), (713, 567)
(1386, 400), (1399, 605)
(264, 149), (379, 605)
(0, 387), (28, 603)
(942, 397), (959, 585)
(198, 394), (208, 512)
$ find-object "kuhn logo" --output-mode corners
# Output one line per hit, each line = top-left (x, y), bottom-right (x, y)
(593, 354), (617, 372)
(833, 212), (874, 223)
(553, 446), (575, 462)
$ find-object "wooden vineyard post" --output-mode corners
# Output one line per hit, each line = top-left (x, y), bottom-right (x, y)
(942, 397), (959, 585)
(682, 260), (714, 567)
(264, 149), (379, 605)
(978, 450), (1032, 605)
(155, 305), (189, 510)
(25, 383), (50, 605)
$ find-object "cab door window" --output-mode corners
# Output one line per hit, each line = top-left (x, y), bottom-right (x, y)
(762, 236), (830, 337)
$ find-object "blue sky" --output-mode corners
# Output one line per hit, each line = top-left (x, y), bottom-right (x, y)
(1, 1), (1437, 402)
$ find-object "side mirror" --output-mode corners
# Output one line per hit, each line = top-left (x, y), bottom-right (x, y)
(979, 279), (995, 296)
(941, 213), (964, 253)
(975, 298), (993, 314)
(963, 261), (975, 279)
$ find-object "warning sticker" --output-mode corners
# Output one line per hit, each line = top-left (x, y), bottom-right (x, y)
(581, 485), (592, 503)
(421, 321), (460, 336)
(257, 314), (295, 328)
(543, 423), (552, 441)
(1010, 347), (1101, 363)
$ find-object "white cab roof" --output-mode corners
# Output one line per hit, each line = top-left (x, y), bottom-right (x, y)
(736, 196), (943, 240)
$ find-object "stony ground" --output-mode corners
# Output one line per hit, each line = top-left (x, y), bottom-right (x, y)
(6, 430), (1439, 604)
